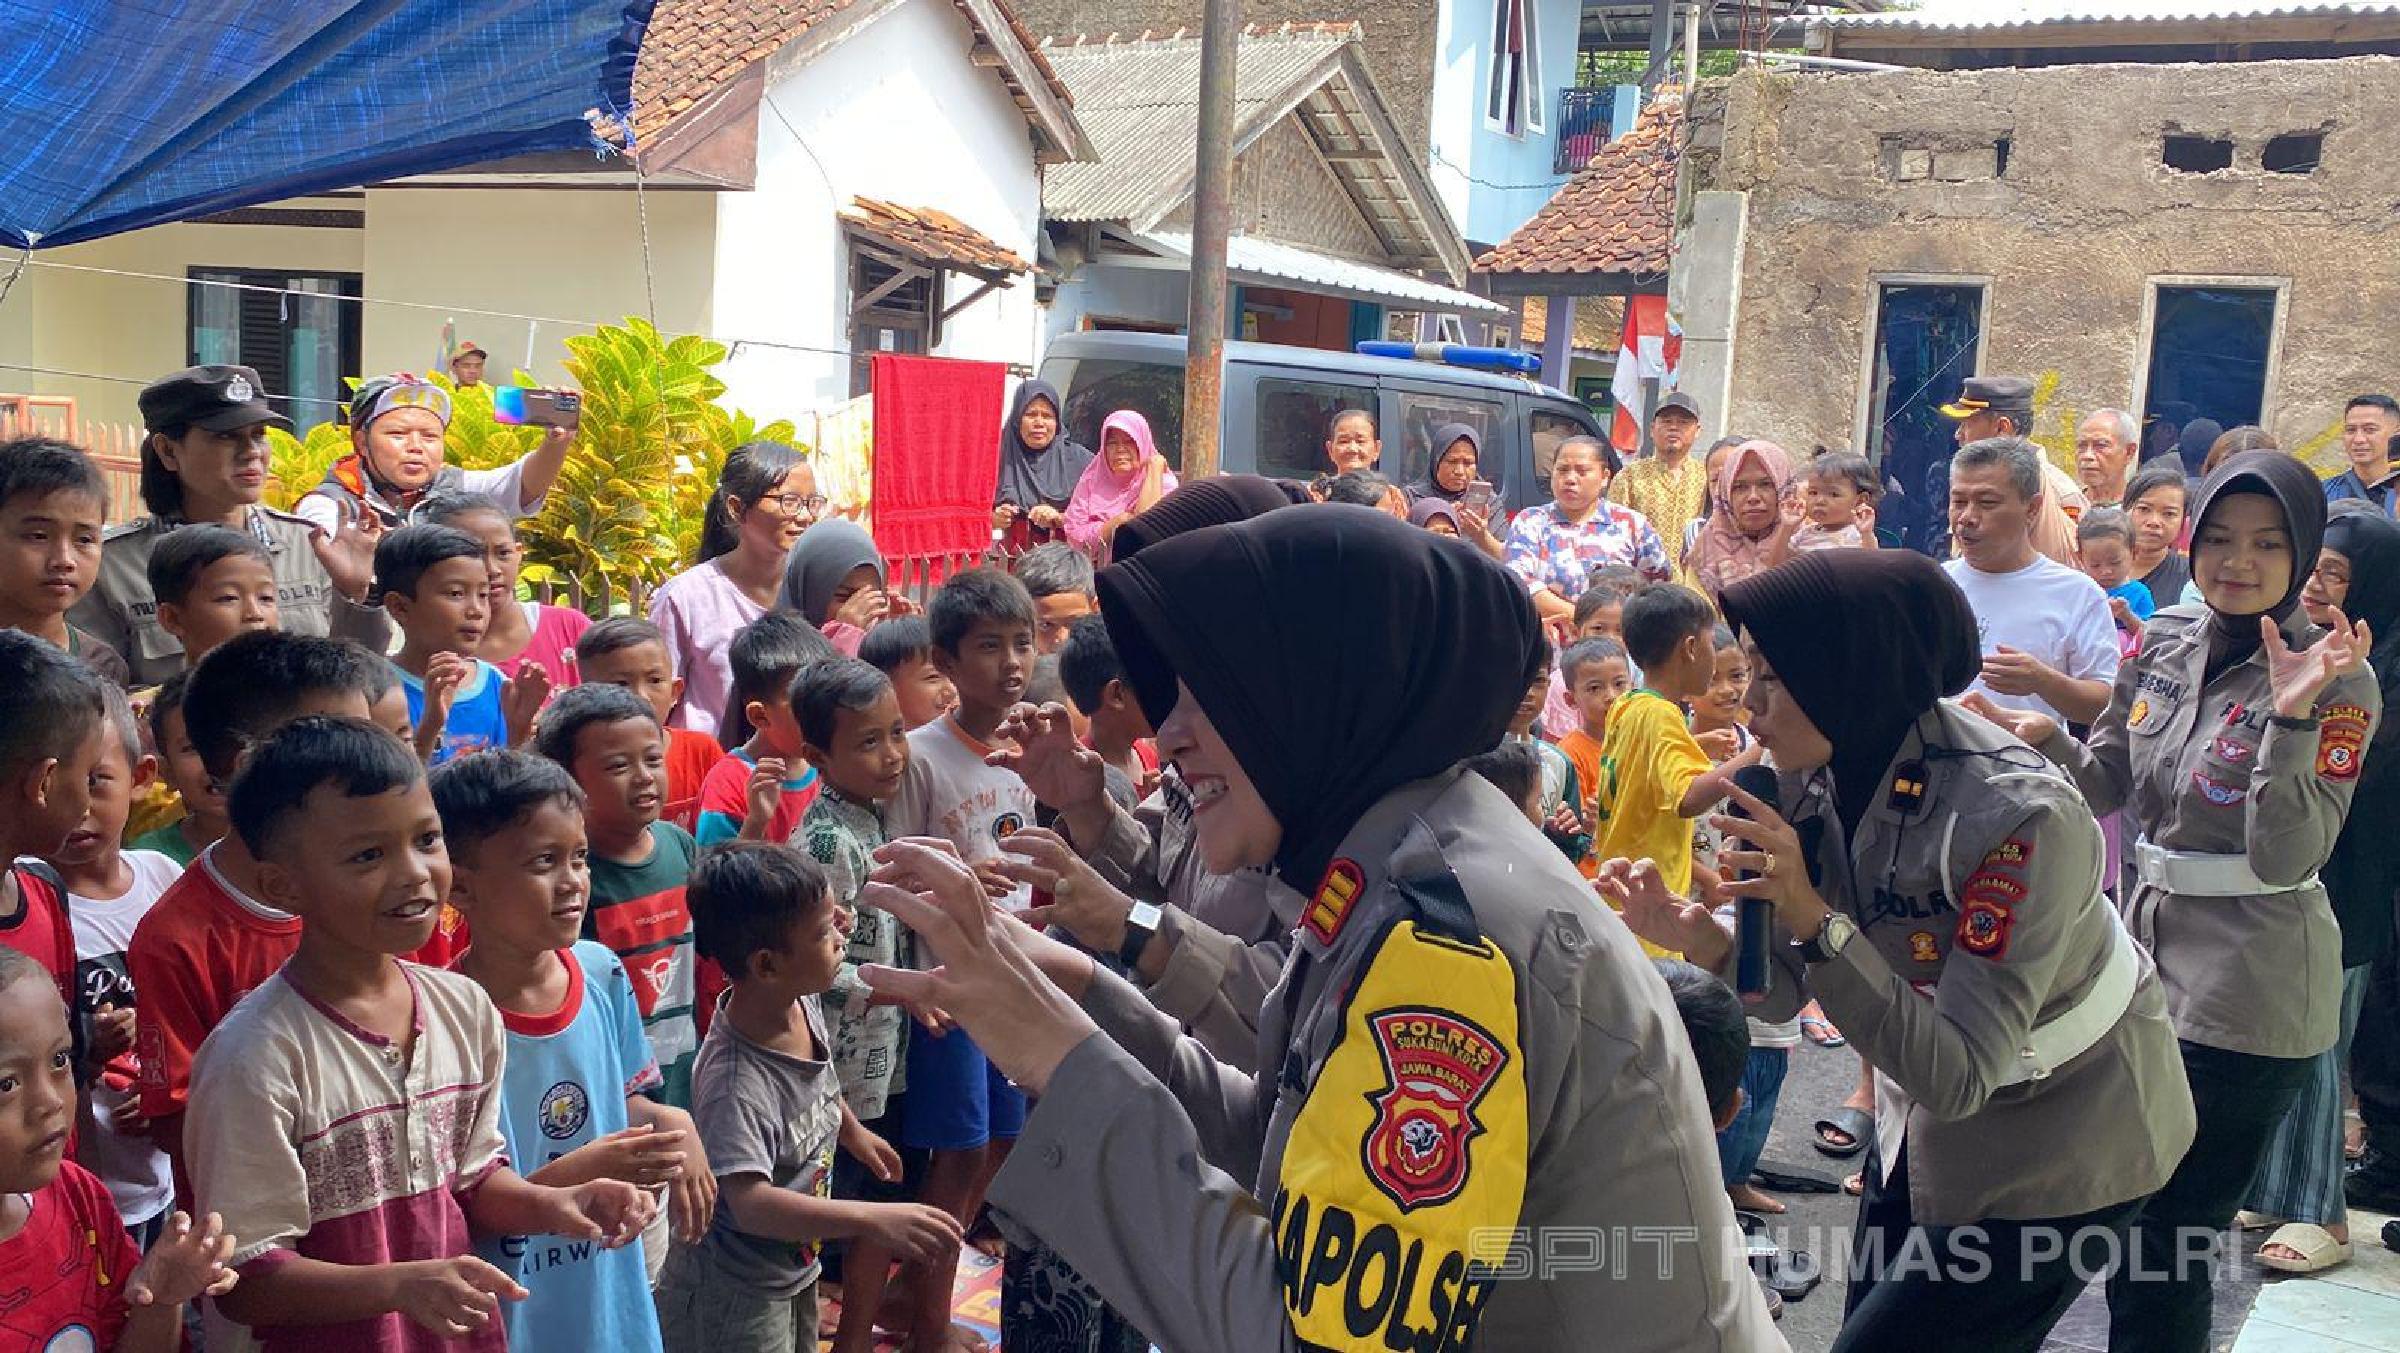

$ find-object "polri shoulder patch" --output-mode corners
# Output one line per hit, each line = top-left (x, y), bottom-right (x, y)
(2318, 704), (2371, 783)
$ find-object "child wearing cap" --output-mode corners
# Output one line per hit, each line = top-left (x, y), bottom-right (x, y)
(294, 374), (573, 533)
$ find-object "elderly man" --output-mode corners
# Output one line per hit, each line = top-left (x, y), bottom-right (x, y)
(2325, 394), (2400, 516)
(1944, 436), (2118, 727)
(2075, 407), (2142, 509)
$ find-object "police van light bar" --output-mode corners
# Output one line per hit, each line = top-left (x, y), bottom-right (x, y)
(1355, 341), (1542, 376)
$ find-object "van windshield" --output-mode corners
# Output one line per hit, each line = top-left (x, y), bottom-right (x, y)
(1051, 359), (1187, 472)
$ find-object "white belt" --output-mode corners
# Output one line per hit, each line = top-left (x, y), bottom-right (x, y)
(2132, 837), (2318, 898)
(1995, 905), (2141, 1088)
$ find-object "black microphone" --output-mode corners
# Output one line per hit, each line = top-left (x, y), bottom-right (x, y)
(1729, 762), (1783, 996)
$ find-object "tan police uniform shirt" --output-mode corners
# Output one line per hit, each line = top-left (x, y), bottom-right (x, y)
(1739, 702), (2194, 1228)
(2043, 606), (2380, 1060)
(74, 508), (391, 686)
(992, 767), (1782, 1353)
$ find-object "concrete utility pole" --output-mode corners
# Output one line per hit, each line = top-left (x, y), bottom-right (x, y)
(1181, 0), (1239, 477)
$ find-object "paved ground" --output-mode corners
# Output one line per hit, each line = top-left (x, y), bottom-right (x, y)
(1751, 1036), (2290, 1352)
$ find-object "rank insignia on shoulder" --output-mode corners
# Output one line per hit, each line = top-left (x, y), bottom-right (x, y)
(1887, 760), (1928, 814)
(1305, 858), (1365, 944)
(2317, 704), (2370, 783)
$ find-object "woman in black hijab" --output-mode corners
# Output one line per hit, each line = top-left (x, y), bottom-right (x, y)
(1977, 452), (2376, 1349)
(857, 507), (1774, 1350)
(1614, 549), (2193, 1352)
(2243, 506), (2400, 1273)
(995, 379), (1093, 551)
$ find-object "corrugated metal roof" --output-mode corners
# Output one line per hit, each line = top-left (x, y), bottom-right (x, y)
(1138, 232), (1510, 314)
(1040, 26), (1352, 224)
(1813, 1), (2400, 29)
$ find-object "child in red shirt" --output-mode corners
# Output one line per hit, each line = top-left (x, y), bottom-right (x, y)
(694, 613), (828, 845)
(0, 633), (112, 1017)
(0, 946), (238, 1353)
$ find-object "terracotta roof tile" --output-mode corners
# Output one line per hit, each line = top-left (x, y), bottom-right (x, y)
(1474, 93), (1682, 280)
(633, 0), (1074, 139)
(841, 197), (1029, 275)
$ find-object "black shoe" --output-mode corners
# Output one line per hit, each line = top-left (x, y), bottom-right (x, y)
(2383, 1218), (2400, 1255)
(2344, 1162), (2400, 1214)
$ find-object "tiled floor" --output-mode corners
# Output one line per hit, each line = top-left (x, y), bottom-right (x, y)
(2231, 1209), (2400, 1353)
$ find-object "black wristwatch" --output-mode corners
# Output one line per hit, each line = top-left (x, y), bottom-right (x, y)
(1118, 901), (1164, 969)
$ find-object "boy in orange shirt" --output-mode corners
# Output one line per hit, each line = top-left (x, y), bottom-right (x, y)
(1589, 585), (1762, 954)
(1554, 636), (1630, 879)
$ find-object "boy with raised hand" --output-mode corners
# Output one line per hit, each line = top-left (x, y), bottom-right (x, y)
(1589, 584), (1764, 955)
(0, 947), (241, 1353)
(188, 717), (652, 1351)
(0, 631), (111, 1040)
(0, 437), (129, 684)
(657, 843), (962, 1353)
(432, 749), (709, 1349)
(125, 631), (394, 1207)
(885, 569), (1040, 1347)
(373, 523), (548, 765)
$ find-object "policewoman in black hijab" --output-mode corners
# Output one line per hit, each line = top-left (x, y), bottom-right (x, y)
(1609, 548), (2193, 1353)
(1972, 451), (2377, 1351)
(856, 506), (1776, 1350)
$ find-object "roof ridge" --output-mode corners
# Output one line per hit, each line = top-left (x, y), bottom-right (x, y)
(1040, 20), (1358, 49)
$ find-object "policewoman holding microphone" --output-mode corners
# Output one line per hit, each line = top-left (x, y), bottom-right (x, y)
(1973, 452), (2379, 1351)
(856, 506), (1776, 1351)
(1608, 548), (2194, 1353)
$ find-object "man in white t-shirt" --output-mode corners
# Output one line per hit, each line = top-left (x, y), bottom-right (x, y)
(1943, 436), (2119, 726)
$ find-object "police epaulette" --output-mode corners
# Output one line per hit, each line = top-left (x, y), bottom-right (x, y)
(1393, 869), (1483, 946)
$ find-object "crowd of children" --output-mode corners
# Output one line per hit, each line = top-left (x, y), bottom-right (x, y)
(2, 404), (2264, 1352)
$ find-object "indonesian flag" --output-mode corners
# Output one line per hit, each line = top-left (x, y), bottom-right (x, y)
(1610, 294), (1683, 454)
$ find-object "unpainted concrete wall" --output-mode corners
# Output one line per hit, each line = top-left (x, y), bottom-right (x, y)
(1683, 56), (2400, 468)
(1154, 117), (1387, 261)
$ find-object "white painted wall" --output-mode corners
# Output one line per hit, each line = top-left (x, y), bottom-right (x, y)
(360, 187), (716, 388)
(0, 201), (365, 428)
(709, 0), (1048, 414)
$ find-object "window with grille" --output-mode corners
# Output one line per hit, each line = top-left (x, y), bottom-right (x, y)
(186, 269), (362, 434)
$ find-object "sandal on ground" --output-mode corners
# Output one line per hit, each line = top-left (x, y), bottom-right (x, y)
(2234, 1210), (2285, 1231)
(1799, 1014), (1845, 1048)
(1842, 1171), (1864, 1197)
(1760, 1247), (1823, 1302)
(2256, 1223), (2351, 1275)
(1751, 1163), (1843, 1195)
(1813, 1106), (1871, 1158)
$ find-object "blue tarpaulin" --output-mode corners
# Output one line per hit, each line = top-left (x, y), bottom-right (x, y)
(0, 0), (654, 249)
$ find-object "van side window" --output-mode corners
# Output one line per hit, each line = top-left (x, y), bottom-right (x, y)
(1254, 378), (1378, 480)
(1530, 408), (1592, 483)
(1395, 393), (1504, 492)
(1062, 362), (1187, 471)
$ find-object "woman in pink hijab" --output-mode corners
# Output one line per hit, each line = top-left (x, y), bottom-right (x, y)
(1064, 409), (1180, 559)
(1686, 438), (1797, 600)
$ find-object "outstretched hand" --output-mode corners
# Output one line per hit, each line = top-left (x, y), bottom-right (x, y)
(858, 838), (1098, 1095)
(1960, 691), (2057, 748)
(2266, 609), (2372, 718)
(990, 702), (1108, 813)
(1595, 857), (1727, 966)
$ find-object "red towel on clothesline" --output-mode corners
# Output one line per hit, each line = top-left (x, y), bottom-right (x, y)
(870, 353), (1003, 587)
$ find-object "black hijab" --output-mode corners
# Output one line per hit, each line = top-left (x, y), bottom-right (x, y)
(1108, 475), (1291, 562)
(995, 379), (1092, 511)
(1721, 550), (1981, 833)
(2324, 508), (2400, 740)
(2188, 451), (2326, 677)
(1098, 505), (1543, 888)
(1409, 423), (1481, 503)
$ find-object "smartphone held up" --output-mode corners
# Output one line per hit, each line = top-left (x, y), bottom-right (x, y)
(492, 385), (583, 430)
